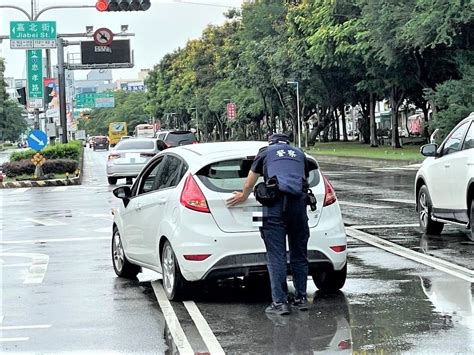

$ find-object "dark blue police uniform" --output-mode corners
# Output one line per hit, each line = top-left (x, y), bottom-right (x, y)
(251, 137), (310, 306)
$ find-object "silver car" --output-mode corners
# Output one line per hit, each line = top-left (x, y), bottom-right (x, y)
(106, 138), (160, 185)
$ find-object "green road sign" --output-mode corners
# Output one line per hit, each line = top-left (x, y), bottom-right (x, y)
(95, 92), (115, 108)
(27, 50), (44, 109)
(10, 21), (57, 49)
(75, 93), (96, 109)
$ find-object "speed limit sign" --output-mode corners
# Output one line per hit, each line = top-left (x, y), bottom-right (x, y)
(93, 28), (114, 46)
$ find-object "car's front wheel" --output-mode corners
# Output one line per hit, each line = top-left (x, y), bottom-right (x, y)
(312, 263), (347, 293)
(418, 185), (444, 235)
(112, 227), (140, 279)
(469, 197), (474, 241)
(161, 240), (189, 300)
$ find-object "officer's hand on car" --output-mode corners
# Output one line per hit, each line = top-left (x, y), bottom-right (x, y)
(226, 191), (247, 207)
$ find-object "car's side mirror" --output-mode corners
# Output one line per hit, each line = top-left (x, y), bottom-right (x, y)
(113, 186), (132, 206)
(157, 140), (168, 151)
(420, 143), (438, 157)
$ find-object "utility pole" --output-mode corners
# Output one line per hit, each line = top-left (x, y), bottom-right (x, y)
(287, 81), (301, 148)
(57, 38), (68, 143)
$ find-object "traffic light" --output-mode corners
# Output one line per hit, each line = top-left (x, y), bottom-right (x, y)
(96, 0), (151, 11)
(16, 87), (27, 106)
(44, 86), (54, 104)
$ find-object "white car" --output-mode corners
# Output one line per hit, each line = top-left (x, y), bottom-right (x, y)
(415, 113), (474, 240)
(111, 142), (348, 300)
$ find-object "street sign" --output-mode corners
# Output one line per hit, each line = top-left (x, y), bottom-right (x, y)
(75, 93), (96, 109)
(93, 28), (114, 46)
(27, 50), (44, 109)
(27, 129), (48, 152)
(226, 102), (237, 121)
(31, 153), (46, 167)
(95, 92), (115, 108)
(10, 21), (57, 49)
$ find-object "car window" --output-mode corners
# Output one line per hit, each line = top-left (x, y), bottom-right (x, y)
(196, 158), (320, 193)
(153, 155), (184, 190)
(462, 122), (474, 150)
(442, 122), (470, 156)
(137, 158), (164, 195)
(157, 133), (167, 140)
(94, 137), (108, 144)
(115, 140), (155, 150)
(166, 132), (196, 146)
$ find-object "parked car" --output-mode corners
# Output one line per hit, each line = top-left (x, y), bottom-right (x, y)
(415, 112), (474, 240)
(106, 138), (161, 185)
(155, 130), (197, 148)
(92, 136), (109, 151)
(120, 136), (132, 141)
(111, 141), (347, 300)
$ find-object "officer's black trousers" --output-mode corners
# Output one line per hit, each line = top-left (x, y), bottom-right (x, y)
(261, 193), (310, 303)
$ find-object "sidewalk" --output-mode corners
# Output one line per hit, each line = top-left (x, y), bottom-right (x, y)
(310, 154), (422, 170)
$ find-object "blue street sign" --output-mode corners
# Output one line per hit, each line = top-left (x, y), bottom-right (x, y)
(27, 129), (48, 152)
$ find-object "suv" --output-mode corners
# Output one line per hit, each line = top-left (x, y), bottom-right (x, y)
(92, 136), (109, 151)
(155, 130), (197, 148)
(415, 113), (474, 240)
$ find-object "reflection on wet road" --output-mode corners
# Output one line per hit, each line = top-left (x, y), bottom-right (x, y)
(0, 150), (472, 353)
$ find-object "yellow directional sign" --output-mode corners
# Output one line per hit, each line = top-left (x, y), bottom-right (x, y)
(31, 153), (46, 166)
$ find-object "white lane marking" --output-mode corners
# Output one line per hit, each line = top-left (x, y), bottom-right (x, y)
(93, 227), (112, 233)
(0, 263), (31, 268)
(183, 301), (225, 355)
(350, 223), (419, 230)
(52, 186), (68, 192)
(8, 188), (31, 194)
(0, 236), (109, 245)
(0, 324), (51, 330)
(347, 228), (474, 282)
(339, 201), (393, 209)
(0, 337), (29, 342)
(0, 253), (50, 284)
(25, 218), (66, 226)
(376, 198), (416, 205)
(151, 281), (194, 355)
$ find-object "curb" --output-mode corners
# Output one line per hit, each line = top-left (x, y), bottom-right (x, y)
(0, 177), (80, 189)
(310, 154), (423, 169)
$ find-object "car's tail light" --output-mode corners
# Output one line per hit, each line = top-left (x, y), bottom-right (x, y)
(183, 254), (211, 261)
(192, 141), (199, 144)
(140, 152), (155, 157)
(330, 245), (346, 253)
(323, 175), (337, 207)
(180, 175), (210, 213)
(338, 340), (351, 350)
(108, 153), (121, 160)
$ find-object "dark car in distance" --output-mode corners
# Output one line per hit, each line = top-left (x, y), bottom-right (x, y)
(92, 136), (109, 151)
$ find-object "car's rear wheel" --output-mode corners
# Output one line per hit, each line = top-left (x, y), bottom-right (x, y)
(312, 263), (347, 293)
(108, 177), (117, 185)
(112, 227), (140, 279)
(418, 185), (444, 235)
(161, 240), (189, 301)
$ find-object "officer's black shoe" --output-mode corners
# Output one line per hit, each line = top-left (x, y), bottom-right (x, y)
(290, 297), (309, 311)
(265, 302), (290, 315)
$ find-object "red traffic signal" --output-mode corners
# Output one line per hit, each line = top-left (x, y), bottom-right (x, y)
(96, 0), (108, 11)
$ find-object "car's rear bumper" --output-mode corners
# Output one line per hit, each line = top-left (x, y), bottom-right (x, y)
(106, 162), (146, 178)
(172, 203), (347, 281)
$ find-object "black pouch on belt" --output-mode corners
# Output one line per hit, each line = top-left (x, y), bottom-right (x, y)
(254, 177), (280, 206)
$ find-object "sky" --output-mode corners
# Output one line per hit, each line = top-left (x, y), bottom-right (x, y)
(0, 0), (243, 80)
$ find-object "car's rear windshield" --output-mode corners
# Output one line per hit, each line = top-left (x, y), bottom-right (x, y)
(115, 140), (155, 150)
(166, 133), (196, 145)
(94, 137), (108, 143)
(197, 158), (319, 192)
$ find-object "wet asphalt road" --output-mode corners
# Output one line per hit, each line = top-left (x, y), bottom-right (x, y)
(1, 148), (473, 354)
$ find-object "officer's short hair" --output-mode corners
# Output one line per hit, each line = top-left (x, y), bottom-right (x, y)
(268, 133), (290, 145)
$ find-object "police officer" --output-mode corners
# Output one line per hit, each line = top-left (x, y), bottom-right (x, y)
(227, 134), (310, 315)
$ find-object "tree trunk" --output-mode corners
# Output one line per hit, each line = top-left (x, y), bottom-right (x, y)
(335, 110), (340, 141)
(390, 87), (404, 148)
(369, 93), (378, 147)
(341, 105), (348, 142)
(421, 105), (429, 139)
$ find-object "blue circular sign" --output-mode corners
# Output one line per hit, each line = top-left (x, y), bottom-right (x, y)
(27, 129), (48, 152)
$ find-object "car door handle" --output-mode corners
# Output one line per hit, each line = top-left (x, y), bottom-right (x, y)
(444, 163), (451, 168)
(157, 198), (167, 205)
(135, 203), (142, 211)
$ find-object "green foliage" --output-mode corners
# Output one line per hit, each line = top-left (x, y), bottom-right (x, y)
(2, 159), (77, 178)
(10, 141), (82, 162)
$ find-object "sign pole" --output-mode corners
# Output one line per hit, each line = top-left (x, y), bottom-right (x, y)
(57, 37), (68, 143)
